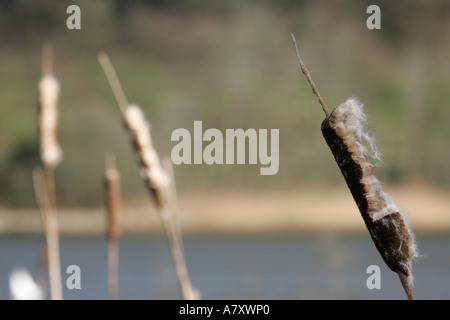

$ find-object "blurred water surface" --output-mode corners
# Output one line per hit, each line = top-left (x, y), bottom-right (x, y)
(0, 232), (448, 300)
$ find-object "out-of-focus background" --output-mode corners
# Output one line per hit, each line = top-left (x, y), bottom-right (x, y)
(0, 0), (449, 300)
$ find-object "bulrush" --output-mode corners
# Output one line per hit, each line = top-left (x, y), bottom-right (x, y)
(321, 98), (417, 280)
(98, 52), (198, 300)
(292, 34), (417, 300)
(123, 104), (170, 208)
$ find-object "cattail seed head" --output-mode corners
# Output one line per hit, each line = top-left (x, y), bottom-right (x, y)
(123, 104), (170, 208)
(321, 98), (417, 278)
(38, 75), (62, 167)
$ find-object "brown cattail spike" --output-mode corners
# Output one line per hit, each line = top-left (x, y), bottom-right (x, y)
(292, 34), (418, 299)
(321, 99), (417, 278)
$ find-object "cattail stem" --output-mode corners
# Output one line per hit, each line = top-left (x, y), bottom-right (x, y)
(44, 166), (63, 301)
(97, 52), (128, 114)
(161, 158), (198, 300)
(291, 33), (329, 117)
(163, 157), (184, 253)
(33, 166), (62, 300)
(32, 168), (50, 296)
(104, 154), (121, 300)
(107, 237), (119, 300)
(32, 168), (46, 228)
(41, 43), (53, 77)
(398, 272), (416, 300)
(160, 206), (197, 300)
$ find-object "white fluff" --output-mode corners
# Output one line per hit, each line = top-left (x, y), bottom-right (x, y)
(124, 105), (169, 190)
(331, 98), (400, 221)
(331, 97), (382, 167)
(38, 75), (62, 167)
(330, 98), (417, 279)
(9, 267), (44, 300)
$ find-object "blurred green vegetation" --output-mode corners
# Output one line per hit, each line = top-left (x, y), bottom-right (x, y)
(0, 0), (449, 207)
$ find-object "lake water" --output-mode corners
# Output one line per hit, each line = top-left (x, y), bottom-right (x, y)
(0, 232), (448, 300)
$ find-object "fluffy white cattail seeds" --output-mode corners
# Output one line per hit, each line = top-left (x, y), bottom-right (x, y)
(38, 75), (62, 167)
(321, 98), (417, 279)
(123, 104), (170, 207)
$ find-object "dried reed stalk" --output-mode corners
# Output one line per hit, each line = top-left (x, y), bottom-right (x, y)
(162, 157), (200, 300)
(104, 154), (121, 300)
(292, 34), (417, 300)
(32, 166), (62, 300)
(98, 52), (198, 300)
(163, 157), (184, 254)
(32, 167), (49, 298)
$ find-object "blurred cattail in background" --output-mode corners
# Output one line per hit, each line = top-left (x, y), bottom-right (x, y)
(38, 44), (62, 168)
(98, 52), (198, 300)
(123, 105), (170, 208)
(34, 43), (63, 300)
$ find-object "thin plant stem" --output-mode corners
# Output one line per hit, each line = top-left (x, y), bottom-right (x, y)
(42, 166), (63, 300)
(162, 158), (198, 299)
(32, 168), (50, 296)
(105, 153), (120, 300)
(398, 272), (416, 300)
(97, 52), (128, 114)
(291, 33), (330, 117)
(163, 157), (184, 253)
(32, 168), (46, 227)
(107, 237), (119, 300)
(41, 43), (53, 77)
(159, 205), (197, 300)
